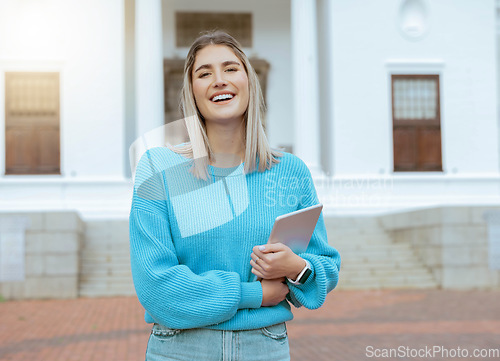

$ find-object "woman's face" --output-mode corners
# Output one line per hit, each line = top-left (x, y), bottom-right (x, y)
(191, 45), (249, 125)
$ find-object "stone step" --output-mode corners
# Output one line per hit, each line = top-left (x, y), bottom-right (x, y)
(80, 268), (132, 277)
(329, 236), (394, 245)
(78, 215), (439, 293)
(79, 220), (134, 297)
(324, 215), (438, 289)
(339, 280), (438, 289)
(337, 280), (438, 290)
(80, 263), (130, 271)
(80, 262), (131, 269)
(339, 243), (415, 252)
(80, 273), (133, 281)
(81, 245), (131, 252)
(338, 271), (438, 283)
(337, 271), (439, 287)
(79, 283), (136, 297)
(336, 243), (414, 251)
(327, 229), (391, 237)
(340, 268), (435, 278)
(324, 217), (382, 229)
(80, 259), (131, 266)
(79, 276), (134, 291)
(341, 259), (425, 269)
(80, 254), (131, 263)
(338, 252), (419, 263)
(329, 228), (391, 235)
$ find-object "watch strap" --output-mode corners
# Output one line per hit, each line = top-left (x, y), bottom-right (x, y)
(287, 259), (312, 285)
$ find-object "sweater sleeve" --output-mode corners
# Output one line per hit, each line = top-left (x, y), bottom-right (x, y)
(129, 149), (262, 329)
(286, 158), (341, 309)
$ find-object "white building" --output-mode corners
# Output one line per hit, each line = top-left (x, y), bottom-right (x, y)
(0, 0), (499, 217)
(0, 0), (499, 297)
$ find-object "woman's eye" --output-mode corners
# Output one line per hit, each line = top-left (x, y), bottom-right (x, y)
(199, 72), (210, 78)
(226, 68), (237, 72)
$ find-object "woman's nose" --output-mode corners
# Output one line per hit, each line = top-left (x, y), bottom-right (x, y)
(213, 71), (227, 87)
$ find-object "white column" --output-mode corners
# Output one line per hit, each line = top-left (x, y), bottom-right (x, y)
(291, 0), (322, 175)
(317, 0), (335, 176)
(135, 0), (164, 138)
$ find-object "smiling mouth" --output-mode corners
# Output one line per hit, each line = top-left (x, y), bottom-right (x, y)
(211, 94), (235, 102)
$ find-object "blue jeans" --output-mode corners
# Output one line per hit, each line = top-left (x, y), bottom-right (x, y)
(145, 322), (290, 361)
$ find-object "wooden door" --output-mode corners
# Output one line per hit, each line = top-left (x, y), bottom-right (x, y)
(392, 75), (442, 172)
(5, 72), (60, 175)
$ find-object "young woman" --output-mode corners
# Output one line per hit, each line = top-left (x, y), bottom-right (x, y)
(129, 31), (340, 361)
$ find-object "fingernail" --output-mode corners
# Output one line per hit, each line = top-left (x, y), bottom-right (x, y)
(259, 245), (266, 251)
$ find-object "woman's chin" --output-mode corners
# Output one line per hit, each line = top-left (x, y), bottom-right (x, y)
(204, 112), (246, 124)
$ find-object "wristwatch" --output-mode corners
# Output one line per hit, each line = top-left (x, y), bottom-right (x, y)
(287, 259), (312, 285)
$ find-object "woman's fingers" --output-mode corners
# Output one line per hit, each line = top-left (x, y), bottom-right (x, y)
(250, 252), (269, 267)
(261, 278), (290, 306)
(251, 245), (292, 279)
(251, 267), (265, 278)
(251, 249), (268, 263)
(250, 257), (267, 274)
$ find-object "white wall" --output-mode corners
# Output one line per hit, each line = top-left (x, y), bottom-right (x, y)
(0, 0), (125, 178)
(161, 0), (293, 150)
(330, 0), (499, 176)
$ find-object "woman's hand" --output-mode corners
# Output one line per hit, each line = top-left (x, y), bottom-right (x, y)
(260, 278), (289, 307)
(250, 243), (306, 280)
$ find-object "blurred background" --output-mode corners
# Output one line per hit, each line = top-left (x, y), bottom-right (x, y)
(0, 0), (499, 301)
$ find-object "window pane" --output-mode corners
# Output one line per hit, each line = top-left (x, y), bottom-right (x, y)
(393, 76), (438, 121)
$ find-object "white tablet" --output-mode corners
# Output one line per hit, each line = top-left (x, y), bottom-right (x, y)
(267, 204), (323, 254)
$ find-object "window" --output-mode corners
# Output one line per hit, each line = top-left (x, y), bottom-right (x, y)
(391, 74), (442, 172)
(5, 72), (60, 175)
(175, 12), (252, 47)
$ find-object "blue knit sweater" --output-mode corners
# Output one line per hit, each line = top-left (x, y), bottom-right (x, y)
(129, 147), (340, 331)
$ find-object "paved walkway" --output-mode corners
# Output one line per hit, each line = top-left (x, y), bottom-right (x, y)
(0, 290), (499, 361)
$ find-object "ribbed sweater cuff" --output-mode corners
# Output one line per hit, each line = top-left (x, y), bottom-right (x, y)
(238, 281), (262, 309)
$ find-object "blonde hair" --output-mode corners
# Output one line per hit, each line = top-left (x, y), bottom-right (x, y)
(172, 30), (282, 180)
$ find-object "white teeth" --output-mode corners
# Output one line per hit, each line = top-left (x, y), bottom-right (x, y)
(212, 94), (234, 102)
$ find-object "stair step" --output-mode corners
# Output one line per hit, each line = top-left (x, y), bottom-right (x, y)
(333, 231), (396, 237)
(324, 217), (382, 229)
(340, 272), (437, 282)
(80, 255), (131, 263)
(324, 216), (437, 289)
(79, 219), (136, 297)
(339, 273), (437, 282)
(78, 216), (439, 293)
(340, 254), (419, 263)
(81, 269), (131, 276)
(331, 239), (394, 246)
(79, 285), (136, 297)
(340, 268), (435, 278)
(336, 243), (414, 251)
(341, 261), (429, 269)
(338, 281), (438, 290)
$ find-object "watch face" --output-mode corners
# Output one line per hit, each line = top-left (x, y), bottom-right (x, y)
(298, 268), (312, 284)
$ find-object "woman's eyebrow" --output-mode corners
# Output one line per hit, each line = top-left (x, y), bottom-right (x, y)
(194, 64), (211, 73)
(194, 60), (241, 74)
(222, 60), (241, 67)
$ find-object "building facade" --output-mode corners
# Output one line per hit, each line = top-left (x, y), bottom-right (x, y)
(0, 0), (500, 297)
(0, 0), (499, 218)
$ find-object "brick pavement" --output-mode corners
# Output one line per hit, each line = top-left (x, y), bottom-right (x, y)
(0, 290), (499, 361)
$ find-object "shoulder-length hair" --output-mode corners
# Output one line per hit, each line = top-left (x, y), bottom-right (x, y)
(172, 30), (282, 180)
